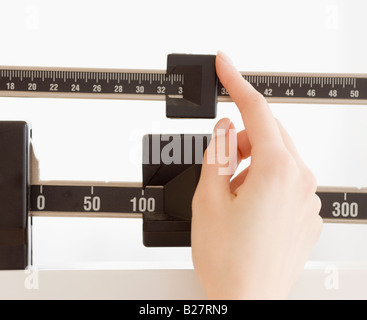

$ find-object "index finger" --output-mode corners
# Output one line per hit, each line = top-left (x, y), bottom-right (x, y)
(216, 52), (284, 150)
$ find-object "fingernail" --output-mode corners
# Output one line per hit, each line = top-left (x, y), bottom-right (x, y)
(217, 51), (233, 65)
(212, 118), (232, 138)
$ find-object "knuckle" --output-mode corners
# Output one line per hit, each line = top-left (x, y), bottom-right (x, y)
(313, 194), (322, 213)
(314, 215), (324, 237)
(266, 149), (298, 180)
(307, 215), (323, 245)
(302, 169), (318, 192)
(304, 169), (317, 189)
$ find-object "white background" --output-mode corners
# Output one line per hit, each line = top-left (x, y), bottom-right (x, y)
(1, 0), (367, 269)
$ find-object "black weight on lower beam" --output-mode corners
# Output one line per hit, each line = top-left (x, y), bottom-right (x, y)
(142, 134), (210, 247)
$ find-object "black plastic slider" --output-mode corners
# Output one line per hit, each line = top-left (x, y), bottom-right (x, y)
(166, 54), (218, 119)
(142, 134), (211, 246)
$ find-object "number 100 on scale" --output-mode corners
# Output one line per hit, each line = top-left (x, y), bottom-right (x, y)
(130, 196), (156, 213)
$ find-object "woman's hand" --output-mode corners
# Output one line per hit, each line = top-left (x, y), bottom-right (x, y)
(191, 51), (322, 300)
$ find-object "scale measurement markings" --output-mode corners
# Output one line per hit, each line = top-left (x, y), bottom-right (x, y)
(317, 191), (367, 221)
(28, 185), (367, 223)
(30, 185), (367, 223)
(0, 69), (184, 97)
(220, 74), (367, 102)
(1, 67), (367, 103)
(30, 185), (164, 215)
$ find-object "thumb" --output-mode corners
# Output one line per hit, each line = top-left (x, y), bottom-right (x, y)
(197, 118), (238, 199)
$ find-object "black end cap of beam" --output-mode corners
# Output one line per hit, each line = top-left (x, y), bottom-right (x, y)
(0, 121), (29, 270)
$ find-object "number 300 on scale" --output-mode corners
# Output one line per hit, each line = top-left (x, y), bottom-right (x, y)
(332, 201), (358, 218)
